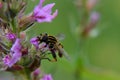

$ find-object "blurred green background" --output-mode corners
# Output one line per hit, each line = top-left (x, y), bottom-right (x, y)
(1, 0), (120, 80)
(27, 0), (120, 80)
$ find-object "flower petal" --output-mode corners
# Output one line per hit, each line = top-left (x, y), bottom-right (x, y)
(42, 3), (55, 14)
(39, 0), (45, 8)
(3, 39), (22, 67)
(3, 55), (11, 66)
(41, 74), (53, 80)
(11, 39), (21, 53)
(6, 33), (16, 41)
(34, 0), (45, 13)
(30, 37), (39, 49)
(8, 51), (22, 67)
(52, 9), (58, 19)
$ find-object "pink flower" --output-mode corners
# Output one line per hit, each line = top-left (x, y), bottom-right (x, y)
(3, 39), (22, 67)
(41, 74), (53, 80)
(33, 0), (58, 23)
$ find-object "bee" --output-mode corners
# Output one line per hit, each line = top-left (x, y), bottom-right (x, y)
(37, 33), (70, 61)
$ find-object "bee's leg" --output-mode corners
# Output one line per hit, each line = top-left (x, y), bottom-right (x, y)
(58, 43), (63, 48)
(37, 36), (41, 44)
(42, 57), (52, 62)
(50, 50), (57, 61)
(58, 51), (63, 58)
(42, 57), (56, 62)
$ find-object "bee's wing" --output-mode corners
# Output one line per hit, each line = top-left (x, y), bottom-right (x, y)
(58, 46), (71, 60)
(55, 33), (65, 41)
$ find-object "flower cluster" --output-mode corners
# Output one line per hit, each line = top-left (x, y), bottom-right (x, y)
(0, 0), (62, 80)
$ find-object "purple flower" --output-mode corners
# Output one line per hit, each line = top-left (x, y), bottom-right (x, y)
(6, 33), (16, 41)
(11, 39), (22, 52)
(3, 55), (11, 66)
(33, 68), (40, 76)
(30, 37), (39, 49)
(33, 0), (58, 23)
(41, 74), (53, 80)
(90, 12), (100, 23)
(3, 39), (22, 67)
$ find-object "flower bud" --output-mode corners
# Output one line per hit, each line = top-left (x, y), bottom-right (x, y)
(0, 2), (3, 8)
(18, 14), (35, 31)
(20, 32), (26, 40)
(90, 12), (100, 24)
(21, 48), (28, 56)
(82, 12), (100, 37)
(33, 68), (40, 77)
(86, 0), (98, 11)
(6, 32), (16, 42)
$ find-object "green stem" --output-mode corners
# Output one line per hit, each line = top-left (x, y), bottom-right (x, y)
(11, 19), (16, 33)
(11, 18), (21, 38)
(26, 70), (32, 80)
(22, 69), (32, 80)
(13, 69), (32, 80)
(80, 0), (89, 27)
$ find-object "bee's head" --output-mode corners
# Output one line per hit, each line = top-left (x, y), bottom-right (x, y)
(40, 33), (48, 42)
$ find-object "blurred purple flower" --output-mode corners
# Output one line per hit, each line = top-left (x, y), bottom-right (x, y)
(41, 74), (53, 80)
(3, 39), (22, 67)
(0, 2), (2, 8)
(6, 33), (16, 41)
(30, 37), (39, 49)
(33, 0), (58, 23)
(90, 12), (100, 23)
